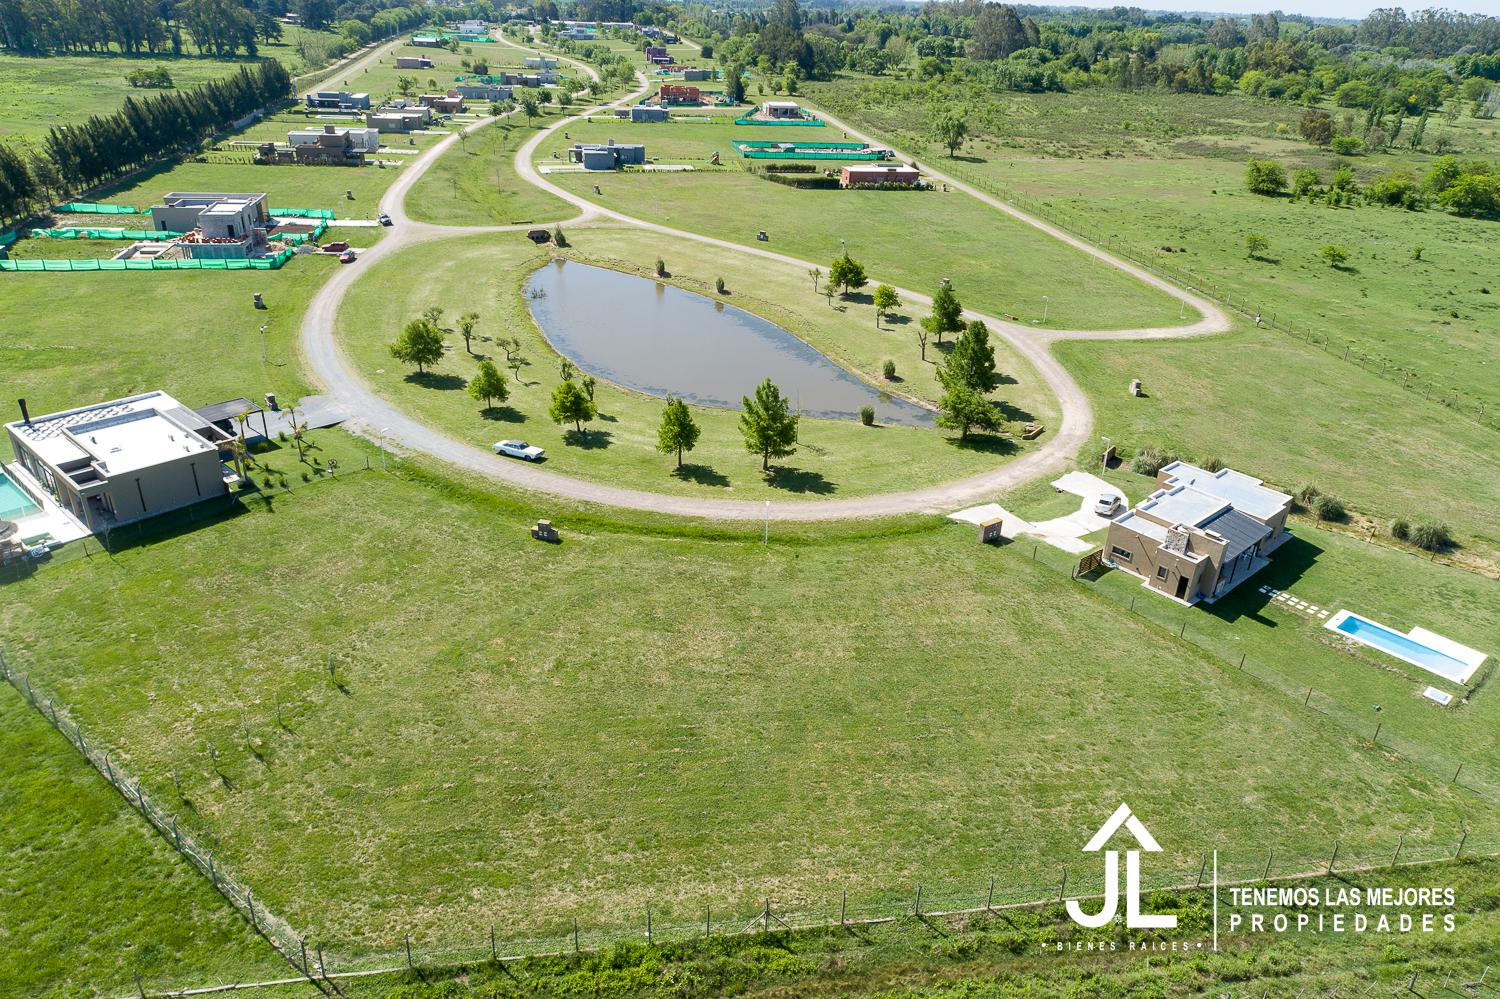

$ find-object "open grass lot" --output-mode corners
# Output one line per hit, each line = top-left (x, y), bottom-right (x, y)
(337, 226), (1057, 499)
(531, 112), (1191, 332)
(407, 110), (577, 226)
(1, 443), (1492, 956)
(0, 29), (346, 147)
(0, 255), (330, 461)
(0, 687), (285, 996)
(90, 157), (406, 217)
(346, 40), (554, 106)
(1054, 323), (1500, 562)
(804, 79), (1500, 413)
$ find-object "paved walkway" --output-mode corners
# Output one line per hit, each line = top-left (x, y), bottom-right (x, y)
(297, 35), (1232, 522)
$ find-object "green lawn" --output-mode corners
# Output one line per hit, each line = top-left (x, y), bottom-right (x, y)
(0, 686), (287, 996)
(337, 226), (1057, 500)
(1, 442), (1490, 958)
(530, 112), (1191, 332)
(89, 158), (405, 217)
(406, 111), (577, 226)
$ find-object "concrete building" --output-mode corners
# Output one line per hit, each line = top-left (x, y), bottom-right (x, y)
(840, 164), (921, 188)
(418, 93), (465, 114)
(149, 193), (271, 257)
(645, 45), (671, 64)
(1104, 461), (1293, 604)
(524, 56), (558, 69)
(289, 125), (380, 154)
(5, 392), (238, 530)
(560, 27), (596, 40)
(657, 83), (701, 104)
(455, 19), (487, 34)
(568, 140), (646, 170)
(681, 68), (712, 81)
(630, 105), (668, 122)
(395, 55), (434, 69)
(455, 82), (514, 101)
(305, 90), (370, 110)
(366, 106), (433, 132)
(410, 33), (443, 46)
(765, 100), (806, 119)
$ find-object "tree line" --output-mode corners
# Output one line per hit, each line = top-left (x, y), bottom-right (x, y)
(0, 60), (289, 225)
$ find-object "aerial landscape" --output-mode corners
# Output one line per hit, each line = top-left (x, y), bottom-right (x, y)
(0, 0), (1497, 995)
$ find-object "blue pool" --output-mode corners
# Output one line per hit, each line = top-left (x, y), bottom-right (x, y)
(1329, 612), (1472, 684)
(0, 470), (41, 521)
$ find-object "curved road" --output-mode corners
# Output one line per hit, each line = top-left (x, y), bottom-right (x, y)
(300, 36), (1231, 522)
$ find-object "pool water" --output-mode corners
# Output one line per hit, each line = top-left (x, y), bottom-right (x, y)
(0, 470), (41, 521)
(1331, 613), (1471, 684)
(524, 261), (936, 427)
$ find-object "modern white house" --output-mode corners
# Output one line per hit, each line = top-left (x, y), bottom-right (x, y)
(149, 192), (271, 258)
(5, 392), (239, 531)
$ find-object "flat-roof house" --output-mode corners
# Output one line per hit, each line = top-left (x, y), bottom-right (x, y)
(365, 106), (432, 132)
(524, 56), (557, 69)
(305, 90), (370, 110)
(418, 93), (465, 114)
(840, 164), (921, 188)
(681, 68), (712, 81)
(289, 124), (380, 156)
(455, 82), (513, 101)
(630, 104), (668, 122)
(5, 392), (238, 531)
(395, 55), (434, 69)
(560, 27), (596, 40)
(567, 140), (646, 170)
(149, 193), (271, 257)
(410, 33), (443, 46)
(1104, 461), (1293, 604)
(765, 100), (805, 119)
(645, 45), (671, 64)
(456, 19), (487, 34)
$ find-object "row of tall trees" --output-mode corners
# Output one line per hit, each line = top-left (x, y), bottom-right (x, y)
(0, 60), (289, 223)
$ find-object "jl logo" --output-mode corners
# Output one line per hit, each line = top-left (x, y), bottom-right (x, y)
(1065, 803), (1178, 930)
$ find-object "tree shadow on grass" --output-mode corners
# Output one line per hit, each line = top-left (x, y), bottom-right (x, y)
(994, 400), (1034, 423)
(842, 291), (873, 306)
(885, 313), (912, 327)
(564, 428), (613, 449)
(405, 371), (466, 390)
(480, 405), (525, 423)
(766, 466), (837, 494)
(945, 154), (988, 164)
(673, 463), (730, 487)
(946, 432), (1017, 456)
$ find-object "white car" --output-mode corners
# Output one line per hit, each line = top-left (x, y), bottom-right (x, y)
(494, 439), (545, 461)
(1094, 492), (1123, 517)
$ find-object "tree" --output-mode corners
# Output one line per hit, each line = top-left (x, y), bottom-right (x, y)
(932, 113), (968, 157)
(724, 63), (746, 104)
(739, 378), (799, 471)
(922, 281), (964, 345)
(655, 397), (700, 469)
(1319, 244), (1350, 268)
(467, 360), (509, 408)
(581, 374), (597, 403)
(548, 379), (596, 433)
(937, 384), (1002, 441)
(559, 358), (576, 382)
(1298, 108), (1334, 146)
(397, 75), (417, 96)
(1244, 159), (1287, 196)
(872, 284), (900, 327)
(808, 267), (821, 292)
(940, 320), (999, 393)
(1245, 232), (1269, 259)
(458, 311), (480, 353)
(828, 253), (867, 296)
(389, 318), (444, 373)
(519, 90), (541, 123)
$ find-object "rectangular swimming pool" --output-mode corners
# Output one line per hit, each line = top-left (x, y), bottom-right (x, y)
(1325, 610), (1484, 685)
(0, 469), (41, 521)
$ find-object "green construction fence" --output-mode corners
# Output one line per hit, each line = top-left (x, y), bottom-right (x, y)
(1, 247), (296, 272)
(734, 140), (885, 161)
(28, 219), (326, 244)
(55, 202), (336, 220)
(734, 106), (825, 126)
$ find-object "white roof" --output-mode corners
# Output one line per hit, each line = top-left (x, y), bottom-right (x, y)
(7, 391), (215, 474)
(1158, 461), (1290, 521)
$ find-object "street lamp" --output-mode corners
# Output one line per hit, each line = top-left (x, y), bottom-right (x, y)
(379, 427), (390, 470)
(258, 323), (269, 364)
(1041, 296), (1050, 324)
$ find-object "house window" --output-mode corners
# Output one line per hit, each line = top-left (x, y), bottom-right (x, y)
(1157, 566), (1169, 579)
(1109, 546), (1133, 562)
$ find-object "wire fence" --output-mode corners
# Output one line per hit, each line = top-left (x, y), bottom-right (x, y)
(816, 128), (1500, 435)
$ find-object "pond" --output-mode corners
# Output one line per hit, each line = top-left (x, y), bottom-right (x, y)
(524, 261), (935, 427)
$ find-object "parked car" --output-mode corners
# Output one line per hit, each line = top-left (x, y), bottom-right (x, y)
(494, 439), (545, 461)
(338, 250), (357, 264)
(1094, 492), (1123, 517)
(377, 213), (393, 226)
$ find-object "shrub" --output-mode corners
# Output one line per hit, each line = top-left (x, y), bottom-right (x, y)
(654, 258), (666, 276)
(1329, 135), (1365, 155)
(715, 277), (726, 294)
(1311, 494), (1346, 521)
(1200, 455), (1225, 473)
(1244, 159), (1287, 196)
(1319, 244), (1350, 268)
(1389, 516), (1411, 541)
(1293, 483), (1321, 509)
(1130, 445), (1178, 477)
(860, 405), (875, 426)
(552, 225), (568, 247)
(300, 470), (311, 482)
(882, 359), (897, 380)
(1409, 520), (1453, 552)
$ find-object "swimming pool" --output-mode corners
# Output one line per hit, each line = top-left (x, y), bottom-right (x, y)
(1325, 610), (1485, 685)
(0, 469), (41, 521)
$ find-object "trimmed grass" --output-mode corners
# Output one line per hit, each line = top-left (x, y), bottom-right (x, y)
(1, 446), (1491, 955)
(530, 112), (1190, 332)
(1053, 323), (1500, 561)
(337, 226), (1056, 500)
(0, 686), (286, 997)
(90, 157), (407, 216)
(406, 112), (576, 226)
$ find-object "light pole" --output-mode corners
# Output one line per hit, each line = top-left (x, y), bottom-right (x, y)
(1041, 296), (1050, 324)
(379, 427), (390, 470)
(763, 501), (770, 546)
(259, 324), (268, 365)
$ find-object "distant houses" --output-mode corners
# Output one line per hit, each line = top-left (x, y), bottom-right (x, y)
(524, 56), (558, 69)
(568, 141), (646, 170)
(840, 164), (922, 188)
(366, 105), (433, 133)
(630, 105), (668, 123)
(305, 90), (370, 110)
(395, 55), (434, 70)
(454, 82), (514, 102)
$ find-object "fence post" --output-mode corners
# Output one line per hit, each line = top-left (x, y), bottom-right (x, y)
(646, 902), (652, 943)
(317, 942), (325, 979)
(1456, 829), (1468, 859)
(763, 898), (771, 933)
(1305, 687), (1313, 706)
(1327, 841), (1339, 874)
(1263, 849), (1273, 880)
(914, 883), (922, 917)
(301, 938), (309, 973)
(573, 916), (580, 952)
(1392, 833), (1404, 867)
(1239, 653), (1245, 670)
(840, 890), (846, 926)
(1373, 721), (1382, 743)
(986, 877), (994, 912)
(1058, 868), (1067, 902)
(248, 891), (257, 930)
(1196, 854), (1207, 888)
(1453, 763), (1463, 784)
(405, 932), (413, 968)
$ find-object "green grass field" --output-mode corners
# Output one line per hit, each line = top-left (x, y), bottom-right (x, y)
(406, 111), (577, 226)
(337, 226), (1057, 499)
(2, 443), (1491, 959)
(0, 687), (285, 996)
(529, 111), (1191, 332)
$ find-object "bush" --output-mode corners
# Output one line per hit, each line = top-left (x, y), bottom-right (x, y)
(552, 225), (568, 247)
(860, 405), (875, 426)
(1130, 445), (1178, 477)
(715, 277), (726, 294)
(654, 258), (666, 276)
(1408, 520), (1453, 552)
(1311, 494), (1346, 521)
(1245, 159), (1287, 196)
(1200, 455), (1225, 473)
(1329, 135), (1365, 155)
(1293, 483), (1321, 509)
(882, 359), (897, 380)
(1389, 516), (1411, 541)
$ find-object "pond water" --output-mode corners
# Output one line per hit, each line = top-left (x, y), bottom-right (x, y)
(524, 261), (935, 427)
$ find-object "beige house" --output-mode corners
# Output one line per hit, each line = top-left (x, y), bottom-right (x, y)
(1104, 461), (1292, 604)
(5, 392), (238, 531)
